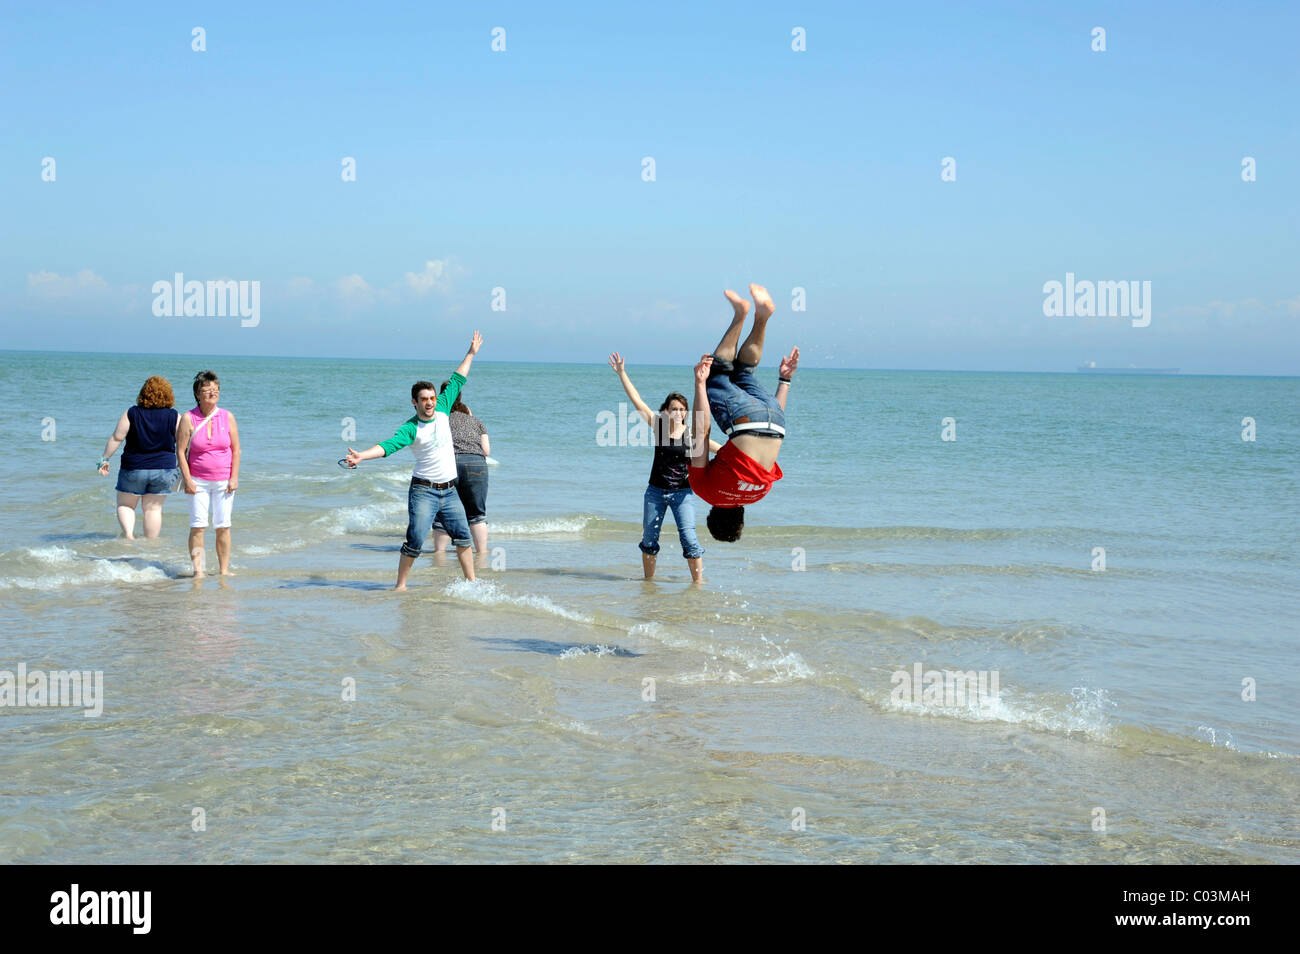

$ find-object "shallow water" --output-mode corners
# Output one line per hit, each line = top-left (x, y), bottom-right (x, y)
(1, 351), (1297, 862)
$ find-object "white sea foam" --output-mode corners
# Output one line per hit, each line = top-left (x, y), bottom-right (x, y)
(675, 668), (745, 685)
(627, 622), (813, 684)
(25, 545), (78, 565)
(242, 539), (307, 556)
(558, 644), (618, 659)
(1194, 724), (1239, 751)
(313, 502), (405, 535)
(0, 547), (174, 590)
(374, 469), (415, 486)
(881, 682), (1117, 740)
(493, 515), (594, 535)
(443, 578), (593, 624)
(627, 620), (669, 641)
(749, 636), (815, 683)
(750, 650), (816, 684)
(257, 472), (351, 484)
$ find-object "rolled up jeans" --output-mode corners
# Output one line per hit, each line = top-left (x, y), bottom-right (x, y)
(639, 484), (704, 560)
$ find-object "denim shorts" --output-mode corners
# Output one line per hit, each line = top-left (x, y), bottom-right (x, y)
(706, 356), (786, 438)
(116, 467), (180, 495)
(403, 480), (471, 556)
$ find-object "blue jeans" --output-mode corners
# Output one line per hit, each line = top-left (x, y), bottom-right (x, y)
(402, 481), (471, 557)
(706, 356), (786, 438)
(640, 485), (704, 559)
(433, 454), (488, 527)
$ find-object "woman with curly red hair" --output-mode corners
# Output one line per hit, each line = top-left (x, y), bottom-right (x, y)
(98, 375), (182, 539)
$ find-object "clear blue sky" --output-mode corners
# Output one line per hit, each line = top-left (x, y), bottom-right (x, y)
(3, 1), (1297, 373)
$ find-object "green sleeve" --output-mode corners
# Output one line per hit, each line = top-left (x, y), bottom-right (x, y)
(436, 372), (467, 415)
(379, 419), (418, 456)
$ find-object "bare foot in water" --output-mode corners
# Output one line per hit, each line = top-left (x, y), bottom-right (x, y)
(724, 289), (750, 322)
(750, 283), (774, 320)
(394, 583), (408, 592)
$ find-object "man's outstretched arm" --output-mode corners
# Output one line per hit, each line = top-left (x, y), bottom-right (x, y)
(439, 331), (484, 413)
(453, 330), (484, 379)
(346, 420), (418, 467)
(691, 354), (712, 468)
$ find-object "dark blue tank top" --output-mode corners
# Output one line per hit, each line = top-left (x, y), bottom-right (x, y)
(122, 406), (179, 470)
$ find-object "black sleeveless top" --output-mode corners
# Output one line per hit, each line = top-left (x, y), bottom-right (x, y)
(648, 424), (691, 490)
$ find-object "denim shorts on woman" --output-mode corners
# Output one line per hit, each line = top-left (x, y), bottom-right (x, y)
(116, 467), (181, 495)
(706, 356), (786, 439)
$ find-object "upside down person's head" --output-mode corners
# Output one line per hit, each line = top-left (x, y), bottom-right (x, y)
(706, 506), (745, 542)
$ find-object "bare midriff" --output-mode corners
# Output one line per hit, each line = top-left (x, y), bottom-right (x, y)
(730, 433), (782, 469)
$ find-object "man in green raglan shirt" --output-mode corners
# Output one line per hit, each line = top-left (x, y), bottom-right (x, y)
(346, 331), (483, 589)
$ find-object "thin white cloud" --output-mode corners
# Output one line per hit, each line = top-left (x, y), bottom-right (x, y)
(23, 258), (464, 318)
(27, 269), (111, 297)
(403, 259), (448, 295)
(334, 274), (373, 297)
(1165, 294), (1300, 330)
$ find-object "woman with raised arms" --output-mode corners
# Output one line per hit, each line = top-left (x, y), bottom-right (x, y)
(608, 352), (721, 583)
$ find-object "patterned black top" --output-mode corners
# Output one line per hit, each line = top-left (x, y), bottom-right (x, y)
(448, 411), (488, 457)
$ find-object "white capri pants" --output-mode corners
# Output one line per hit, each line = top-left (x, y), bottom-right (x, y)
(190, 478), (234, 529)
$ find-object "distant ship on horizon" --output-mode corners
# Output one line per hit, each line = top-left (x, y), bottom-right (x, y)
(1076, 361), (1179, 374)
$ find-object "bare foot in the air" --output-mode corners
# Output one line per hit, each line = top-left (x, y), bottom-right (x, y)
(724, 289), (750, 321)
(750, 283), (775, 321)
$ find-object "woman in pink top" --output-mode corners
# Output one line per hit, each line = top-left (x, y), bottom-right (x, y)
(176, 370), (242, 577)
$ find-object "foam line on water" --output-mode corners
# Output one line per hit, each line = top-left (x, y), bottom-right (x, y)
(558, 644), (619, 659)
(313, 501), (406, 535)
(0, 546), (178, 590)
(627, 621), (815, 684)
(242, 539), (308, 556)
(444, 578), (594, 623)
(493, 515), (596, 535)
(876, 681), (1118, 740)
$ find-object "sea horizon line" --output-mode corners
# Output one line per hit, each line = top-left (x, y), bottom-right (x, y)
(0, 348), (1294, 379)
